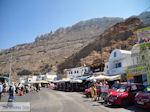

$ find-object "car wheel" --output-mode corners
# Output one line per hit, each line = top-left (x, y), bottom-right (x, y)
(122, 98), (129, 106)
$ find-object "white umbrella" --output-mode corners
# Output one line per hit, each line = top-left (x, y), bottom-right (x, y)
(86, 76), (96, 81)
(95, 75), (109, 80)
(70, 79), (82, 83)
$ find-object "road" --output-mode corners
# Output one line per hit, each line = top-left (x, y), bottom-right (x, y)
(1, 88), (149, 112)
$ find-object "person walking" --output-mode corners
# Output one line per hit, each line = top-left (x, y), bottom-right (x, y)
(93, 84), (98, 101)
(102, 81), (109, 104)
(0, 83), (3, 101)
(8, 83), (16, 106)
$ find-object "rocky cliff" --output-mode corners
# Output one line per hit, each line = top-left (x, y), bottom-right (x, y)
(57, 17), (145, 73)
(0, 11), (149, 76)
(0, 17), (123, 75)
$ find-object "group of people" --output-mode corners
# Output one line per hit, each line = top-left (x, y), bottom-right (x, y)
(0, 82), (16, 102)
(90, 81), (109, 104)
(0, 82), (42, 103)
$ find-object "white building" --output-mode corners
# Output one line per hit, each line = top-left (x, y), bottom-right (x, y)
(130, 44), (140, 65)
(46, 71), (57, 81)
(105, 49), (132, 76)
(27, 76), (37, 83)
(64, 67), (90, 78)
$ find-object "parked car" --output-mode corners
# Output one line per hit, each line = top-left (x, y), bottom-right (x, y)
(84, 84), (101, 97)
(50, 83), (57, 89)
(134, 85), (150, 109)
(109, 82), (125, 93)
(108, 83), (145, 106)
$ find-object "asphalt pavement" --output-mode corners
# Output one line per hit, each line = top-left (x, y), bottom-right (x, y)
(1, 88), (149, 112)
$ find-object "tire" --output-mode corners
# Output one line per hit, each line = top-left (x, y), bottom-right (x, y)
(122, 98), (129, 106)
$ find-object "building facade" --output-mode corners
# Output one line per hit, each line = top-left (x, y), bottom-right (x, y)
(64, 67), (90, 78)
(105, 49), (132, 76)
(126, 27), (150, 85)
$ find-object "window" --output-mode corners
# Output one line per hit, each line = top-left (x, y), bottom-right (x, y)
(114, 52), (117, 57)
(115, 63), (118, 68)
(137, 57), (139, 63)
(115, 62), (122, 68)
(131, 85), (145, 92)
(107, 70), (109, 74)
(118, 62), (122, 67)
(106, 65), (108, 68)
(142, 55), (145, 60)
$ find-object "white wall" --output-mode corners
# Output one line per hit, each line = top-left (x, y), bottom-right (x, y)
(64, 67), (90, 78)
(107, 49), (132, 76)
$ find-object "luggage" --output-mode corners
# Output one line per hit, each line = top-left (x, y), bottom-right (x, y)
(19, 91), (23, 96)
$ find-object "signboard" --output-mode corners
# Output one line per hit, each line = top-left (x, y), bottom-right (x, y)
(127, 74), (134, 79)
(137, 27), (150, 47)
(126, 64), (148, 75)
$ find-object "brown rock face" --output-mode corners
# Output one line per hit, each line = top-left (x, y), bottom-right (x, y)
(0, 17), (123, 76)
(57, 17), (145, 73)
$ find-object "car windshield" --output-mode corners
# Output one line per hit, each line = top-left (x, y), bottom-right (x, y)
(110, 83), (120, 89)
(144, 85), (150, 93)
(117, 85), (128, 92)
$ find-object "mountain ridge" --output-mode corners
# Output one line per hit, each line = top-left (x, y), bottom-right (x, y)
(0, 11), (150, 76)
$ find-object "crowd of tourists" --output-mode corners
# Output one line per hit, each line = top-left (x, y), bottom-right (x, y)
(0, 82), (42, 103)
(90, 81), (109, 104)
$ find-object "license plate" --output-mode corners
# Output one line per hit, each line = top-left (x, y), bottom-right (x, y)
(137, 101), (144, 105)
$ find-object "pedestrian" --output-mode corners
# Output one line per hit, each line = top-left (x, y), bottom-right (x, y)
(91, 84), (95, 100)
(0, 82), (3, 101)
(3, 83), (7, 96)
(35, 83), (39, 92)
(8, 84), (16, 106)
(97, 82), (102, 101)
(93, 84), (98, 101)
(101, 81), (109, 104)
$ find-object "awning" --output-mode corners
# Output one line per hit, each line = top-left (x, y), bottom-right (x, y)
(30, 81), (49, 83)
(87, 75), (120, 81)
(0, 76), (9, 82)
(87, 76), (96, 81)
(70, 76), (90, 83)
(76, 75), (91, 80)
(70, 79), (82, 83)
(53, 78), (70, 83)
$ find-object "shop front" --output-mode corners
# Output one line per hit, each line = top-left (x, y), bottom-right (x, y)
(126, 64), (149, 85)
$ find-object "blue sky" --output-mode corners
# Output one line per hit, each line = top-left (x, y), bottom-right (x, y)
(0, 0), (150, 50)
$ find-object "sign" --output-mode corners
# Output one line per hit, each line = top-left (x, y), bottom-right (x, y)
(127, 74), (134, 79)
(137, 27), (150, 47)
(126, 64), (148, 75)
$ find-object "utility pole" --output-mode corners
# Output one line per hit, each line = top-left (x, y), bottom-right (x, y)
(9, 54), (12, 84)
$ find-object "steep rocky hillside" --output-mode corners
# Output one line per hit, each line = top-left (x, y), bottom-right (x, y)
(0, 11), (149, 76)
(0, 17), (123, 75)
(57, 17), (145, 73)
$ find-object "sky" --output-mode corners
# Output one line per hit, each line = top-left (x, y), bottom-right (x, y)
(0, 0), (150, 50)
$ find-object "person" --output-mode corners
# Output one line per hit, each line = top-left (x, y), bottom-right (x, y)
(101, 81), (109, 104)
(35, 83), (39, 92)
(0, 83), (3, 101)
(8, 84), (16, 103)
(3, 83), (7, 96)
(91, 84), (95, 100)
(93, 84), (98, 101)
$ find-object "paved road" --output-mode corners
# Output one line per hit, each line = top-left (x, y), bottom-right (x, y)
(1, 88), (149, 112)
